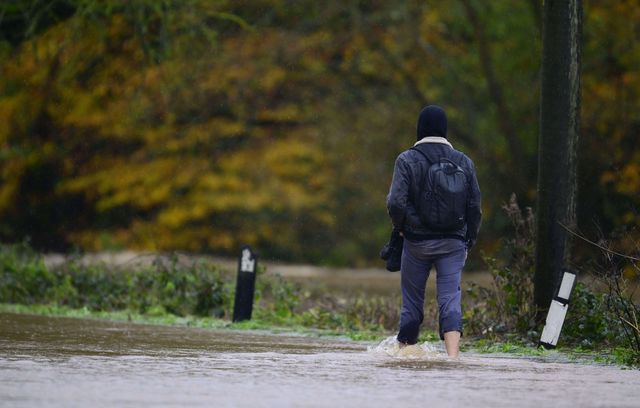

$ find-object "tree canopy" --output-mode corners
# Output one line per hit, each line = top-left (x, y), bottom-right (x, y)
(0, 0), (638, 265)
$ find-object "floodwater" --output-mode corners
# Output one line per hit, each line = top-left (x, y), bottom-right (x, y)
(1, 313), (639, 408)
(43, 251), (493, 296)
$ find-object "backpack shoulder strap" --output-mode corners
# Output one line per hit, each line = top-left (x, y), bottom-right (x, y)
(411, 144), (459, 166)
(410, 146), (431, 165)
(410, 144), (444, 166)
(449, 150), (470, 178)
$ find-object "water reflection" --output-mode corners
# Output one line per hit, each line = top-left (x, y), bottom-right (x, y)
(1, 313), (639, 408)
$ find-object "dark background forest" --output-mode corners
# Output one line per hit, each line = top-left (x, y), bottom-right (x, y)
(0, 0), (638, 267)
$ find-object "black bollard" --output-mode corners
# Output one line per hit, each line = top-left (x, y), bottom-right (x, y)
(232, 245), (258, 322)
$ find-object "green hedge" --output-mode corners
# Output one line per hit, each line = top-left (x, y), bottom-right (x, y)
(0, 242), (230, 318)
(0, 242), (401, 338)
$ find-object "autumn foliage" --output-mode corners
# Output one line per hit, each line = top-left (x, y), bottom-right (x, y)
(0, 1), (638, 264)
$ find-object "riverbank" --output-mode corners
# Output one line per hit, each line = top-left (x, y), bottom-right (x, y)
(0, 303), (631, 367)
(0, 303), (363, 340)
(2, 242), (638, 366)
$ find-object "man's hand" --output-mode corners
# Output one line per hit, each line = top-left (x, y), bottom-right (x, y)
(466, 238), (476, 250)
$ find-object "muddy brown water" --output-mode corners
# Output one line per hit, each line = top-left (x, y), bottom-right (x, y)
(1, 313), (639, 407)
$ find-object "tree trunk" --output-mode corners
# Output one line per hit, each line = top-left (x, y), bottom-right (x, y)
(461, 0), (527, 188)
(534, 0), (582, 319)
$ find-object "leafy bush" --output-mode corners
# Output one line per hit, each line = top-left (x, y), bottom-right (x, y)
(574, 239), (640, 363)
(344, 295), (401, 332)
(464, 196), (636, 356)
(562, 282), (617, 347)
(253, 271), (402, 334)
(254, 271), (300, 321)
(0, 241), (56, 304)
(0, 243), (231, 318)
(148, 255), (230, 317)
(464, 195), (536, 338)
(56, 259), (132, 311)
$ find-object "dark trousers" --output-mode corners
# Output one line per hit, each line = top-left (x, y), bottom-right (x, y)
(397, 238), (466, 344)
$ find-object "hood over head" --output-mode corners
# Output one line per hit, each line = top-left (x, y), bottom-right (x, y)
(416, 105), (447, 140)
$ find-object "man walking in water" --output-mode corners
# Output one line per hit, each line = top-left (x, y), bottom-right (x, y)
(386, 105), (482, 358)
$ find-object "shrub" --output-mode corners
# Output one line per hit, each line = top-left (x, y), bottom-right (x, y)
(465, 195), (638, 358)
(0, 244), (231, 319)
(464, 195), (536, 338)
(0, 241), (56, 304)
(344, 294), (401, 332)
(254, 271), (300, 321)
(562, 282), (617, 347)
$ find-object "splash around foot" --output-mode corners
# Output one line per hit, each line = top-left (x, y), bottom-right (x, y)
(368, 336), (451, 359)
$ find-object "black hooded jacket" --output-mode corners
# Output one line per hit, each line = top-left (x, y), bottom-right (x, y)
(386, 106), (482, 244)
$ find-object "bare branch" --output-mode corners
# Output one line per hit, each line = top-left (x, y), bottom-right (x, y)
(558, 222), (640, 262)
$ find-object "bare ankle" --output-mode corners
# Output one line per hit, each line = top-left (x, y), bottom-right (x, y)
(443, 331), (461, 358)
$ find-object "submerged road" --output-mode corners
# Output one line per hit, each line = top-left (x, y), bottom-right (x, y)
(1, 313), (639, 407)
